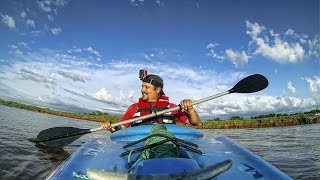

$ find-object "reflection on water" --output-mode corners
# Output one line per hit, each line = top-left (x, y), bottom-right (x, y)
(0, 105), (319, 179)
(202, 125), (320, 179)
(0, 105), (107, 179)
(35, 144), (70, 162)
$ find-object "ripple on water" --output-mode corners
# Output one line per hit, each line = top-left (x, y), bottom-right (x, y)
(0, 105), (319, 179)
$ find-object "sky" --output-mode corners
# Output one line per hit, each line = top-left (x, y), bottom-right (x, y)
(0, 0), (319, 119)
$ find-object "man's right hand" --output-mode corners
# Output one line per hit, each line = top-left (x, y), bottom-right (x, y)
(101, 121), (116, 133)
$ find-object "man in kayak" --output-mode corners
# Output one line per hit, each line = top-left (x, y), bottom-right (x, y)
(101, 71), (201, 132)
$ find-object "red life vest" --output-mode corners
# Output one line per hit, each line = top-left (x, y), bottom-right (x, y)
(131, 96), (175, 126)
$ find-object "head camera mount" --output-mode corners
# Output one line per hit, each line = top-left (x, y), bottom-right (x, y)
(139, 69), (148, 80)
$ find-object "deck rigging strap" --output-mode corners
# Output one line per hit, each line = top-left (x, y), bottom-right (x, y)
(127, 124), (180, 172)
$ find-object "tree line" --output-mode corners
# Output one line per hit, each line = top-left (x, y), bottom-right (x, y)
(0, 98), (119, 123)
(1, 98), (319, 129)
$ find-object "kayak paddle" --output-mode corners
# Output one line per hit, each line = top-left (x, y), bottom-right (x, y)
(29, 74), (268, 148)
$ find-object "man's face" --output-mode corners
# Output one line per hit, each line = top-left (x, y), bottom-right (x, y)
(141, 82), (160, 102)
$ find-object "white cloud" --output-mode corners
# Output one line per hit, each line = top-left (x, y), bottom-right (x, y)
(246, 21), (265, 39)
(57, 70), (90, 83)
(51, 27), (62, 35)
(287, 81), (296, 94)
(38, 1), (52, 12)
(18, 42), (30, 49)
(308, 34), (320, 59)
(246, 21), (306, 64)
(130, 0), (145, 6)
(256, 37), (305, 63)
(1, 48), (319, 118)
(68, 47), (82, 53)
(26, 19), (36, 28)
(8, 44), (18, 49)
(21, 11), (27, 18)
(48, 15), (54, 21)
(7, 42), (30, 57)
(206, 49), (225, 61)
(225, 49), (249, 67)
(85, 47), (101, 57)
(285, 29), (294, 36)
(304, 76), (320, 102)
(196, 94), (316, 118)
(206, 43), (218, 49)
(9, 50), (23, 57)
(37, 0), (69, 13)
(206, 43), (225, 61)
(9, 42), (30, 49)
(94, 88), (112, 101)
(0, 48), (247, 116)
(38, 97), (44, 102)
(17, 68), (56, 87)
(1, 14), (16, 29)
(67, 47), (102, 61)
(283, 28), (319, 59)
(31, 30), (41, 36)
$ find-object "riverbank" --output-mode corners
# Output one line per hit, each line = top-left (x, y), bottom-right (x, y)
(1, 98), (319, 129)
(0, 99), (120, 123)
(197, 115), (320, 129)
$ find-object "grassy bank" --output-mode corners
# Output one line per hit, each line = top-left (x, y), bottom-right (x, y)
(200, 114), (320, 129)
(0, 99), (120, 123)
(1, 98), (319, 129)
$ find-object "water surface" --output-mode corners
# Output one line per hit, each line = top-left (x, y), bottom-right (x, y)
(0, 105), (319, 179)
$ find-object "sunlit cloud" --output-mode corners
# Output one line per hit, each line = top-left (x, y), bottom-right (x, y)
(48, 14), (54, 21)
(67, 47), (101, 61)
(9, 49), (23, 57)
(308, 34), (320, 59)
(51, 27), (62, 35)
(303, 76), (320, 102)
(130, 0), (145, 6)
(20, 11), (27, 18)
(0, 47), (318, 118)
(225, 49), (249, 67)
(85, 47), (101, 57)
(246, 20), (306, 63)
(18, 42), (30, 49)
(26, 19), (36, 28)
(206, 43), (218, 49)
(57, 70), (90, 83)
(1, 14), (15, 29)
(206, 43), (225, 61)
(37, 0), (69, 13)
(287, 81), (296, 94)
(206, 21), (317, 66)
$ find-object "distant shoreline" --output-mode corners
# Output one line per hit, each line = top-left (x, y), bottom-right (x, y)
(1, 98), (319, 129)
(0, 98), (120, 123)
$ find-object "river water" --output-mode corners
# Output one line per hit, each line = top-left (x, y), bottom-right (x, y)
(0, 105), (319, 179)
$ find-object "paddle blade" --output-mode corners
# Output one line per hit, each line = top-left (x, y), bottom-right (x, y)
(30, 127), (90, 148)
(229, 74), (268, 93)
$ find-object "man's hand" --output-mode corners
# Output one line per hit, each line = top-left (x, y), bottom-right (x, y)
(180, 99), (201, 126)
(101, 121), (116, 133)
(180, 99), (195, 114)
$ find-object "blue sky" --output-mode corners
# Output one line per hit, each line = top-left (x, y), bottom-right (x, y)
(0, 0), (319, 119)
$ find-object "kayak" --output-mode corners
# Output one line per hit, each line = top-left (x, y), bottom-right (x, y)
(46, 124), (291, 180)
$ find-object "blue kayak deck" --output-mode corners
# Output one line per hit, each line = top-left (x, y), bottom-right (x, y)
(47, 125), (291, 180)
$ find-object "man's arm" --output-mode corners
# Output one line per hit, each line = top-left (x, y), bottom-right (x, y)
(119, 103), (138, 128)
(172, 100), (201, 126)
(185, 106), (201, 126)
(101, 103), (138, 132)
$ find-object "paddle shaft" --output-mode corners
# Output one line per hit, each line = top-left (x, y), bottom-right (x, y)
(90, 90), (230, 133)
